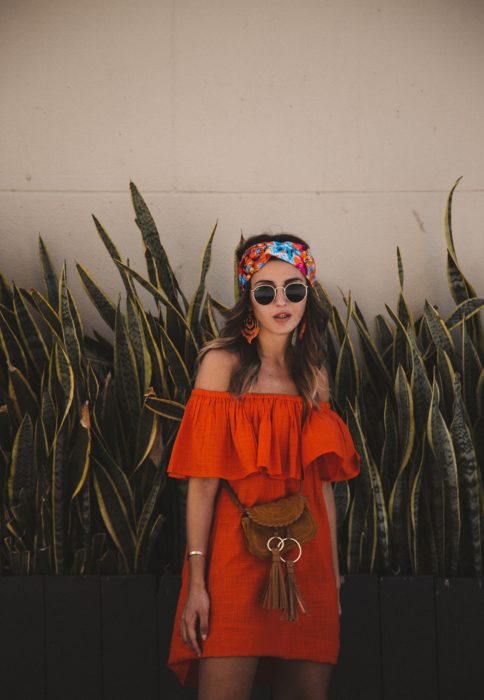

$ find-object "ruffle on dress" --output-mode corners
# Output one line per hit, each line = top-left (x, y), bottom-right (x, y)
(166, 388), (360, 483)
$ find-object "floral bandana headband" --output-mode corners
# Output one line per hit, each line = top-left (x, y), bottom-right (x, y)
(237, 240), (317, 293)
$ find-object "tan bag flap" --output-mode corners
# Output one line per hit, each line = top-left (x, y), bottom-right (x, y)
(245, 493), (306, 527)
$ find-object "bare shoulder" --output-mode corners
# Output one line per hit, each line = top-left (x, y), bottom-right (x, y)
(194, 348), (239, 391)
(316, 365), (331, 402)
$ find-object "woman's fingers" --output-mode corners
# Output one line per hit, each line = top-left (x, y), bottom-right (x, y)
(181, 592), (210, 655)
(199, 604), (209, 641)
(181, 611), (201, 655)
(186, 613), (202, 656)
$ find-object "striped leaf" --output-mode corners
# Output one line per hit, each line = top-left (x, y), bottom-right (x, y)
(92, 457), (136, 573)
(133, 407), (158, 472)
(0, 307), (28, 377)
(445, 177), (478, 303)
(437, 348), (456, 424)
(8, 364), (38, 421)
(158, 321), (191, 394)
(388, 366), (415, 574)
(51, 421), (68, 573)
(114, 304), (141, 426)
(333, 480), (351, 533)
(409, 439), (425, 574)
(380, 394), (399, 498)
(12, 284), (49, 373)
(427, 378), (461, 576)
(347, 401), (391, 573)
(135, 467), (166, 572)
(126, 295), (152, 393)
(59, 266), (82, 377)
(130, 181), (185, 313)
(54, 343), (74, 429)
(142, 513), (167, 572)
(31, 289), (63, 339)
(144, 396), (186, 421)
(76, 263), (116, 330)
(461, 322), (482, 424)
(114, 260), (198, 351)
(446, 298), (484, 330)
(91, 214), (135, 296)
(423, 301), (455, 361)
(70, 402), (91, 500)
(39, 236), (58, 307)
(186, 222), (217, 337)
(450, 374), (482, 576)
(8, 414), (35, 505)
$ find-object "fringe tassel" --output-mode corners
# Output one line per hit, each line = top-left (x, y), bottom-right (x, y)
(262, 546), (287, 611)
(285, 559), (308, 621)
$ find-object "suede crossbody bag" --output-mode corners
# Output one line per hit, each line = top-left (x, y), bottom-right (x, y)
(222, 479), (317, 621)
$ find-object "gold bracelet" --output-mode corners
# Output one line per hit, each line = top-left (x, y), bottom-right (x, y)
(187, 550), (206, 559)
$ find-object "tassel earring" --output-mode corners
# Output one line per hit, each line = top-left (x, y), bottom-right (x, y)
(298, 317), (307, 340)
(241, 312), (260, 344)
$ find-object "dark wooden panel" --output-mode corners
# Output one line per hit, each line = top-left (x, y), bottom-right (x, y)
(0, 575), (45, 699)
(380, 576), (438, 700)
(44, 575), (102, 700)
(330, 574), (381, 700)
(102, 574), (158, 700)
(436, 577), (484, 700)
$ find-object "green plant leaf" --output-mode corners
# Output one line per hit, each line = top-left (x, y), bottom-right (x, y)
(39, 236), (58, 308)
(427, 378), (461, 576)
(59, 266), (82, 377)
(92, 457), (136, 573)
(130, 181), (187, 312)
(8, 413), (35, 506)
(76, 263), (116, 330)
(450, 374), (482, 576)
(12, 284), (49, 373)
(114, 304), (141, 426)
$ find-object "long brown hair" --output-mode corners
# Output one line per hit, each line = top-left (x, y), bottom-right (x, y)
(195, 233), (331, 420)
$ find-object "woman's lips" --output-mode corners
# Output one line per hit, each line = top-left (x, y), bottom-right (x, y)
(273, 313), (292, 323)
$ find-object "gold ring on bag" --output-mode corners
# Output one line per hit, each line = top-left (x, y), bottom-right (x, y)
(279, 537), (302, 563)
(266, 535), (285, 552)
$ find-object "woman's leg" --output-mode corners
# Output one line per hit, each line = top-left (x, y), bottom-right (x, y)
(198, 656), (260, 700)
(272, 658), (334, 700)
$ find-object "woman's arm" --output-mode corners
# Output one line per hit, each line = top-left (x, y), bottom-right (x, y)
(181, 476), (219, 655)
(322, 481), (342, 614)
(181, 349), (235, 655)
(185, 476), (220, 590)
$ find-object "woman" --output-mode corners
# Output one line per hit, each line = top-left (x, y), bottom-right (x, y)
(166, 234), (361, 700)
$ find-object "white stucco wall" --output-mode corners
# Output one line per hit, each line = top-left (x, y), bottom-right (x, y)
(1, 0), (483, 334)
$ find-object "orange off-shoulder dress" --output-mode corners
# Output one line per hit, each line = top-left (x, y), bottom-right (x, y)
(166, 388), (361, 688)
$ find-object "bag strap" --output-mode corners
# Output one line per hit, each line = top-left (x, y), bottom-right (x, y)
(221, 475), (303, 512)
(222, 479), (247, 514)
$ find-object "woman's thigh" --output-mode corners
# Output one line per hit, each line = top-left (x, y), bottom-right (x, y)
(272, 658), (334, 700)
(198, 656), (260, 700)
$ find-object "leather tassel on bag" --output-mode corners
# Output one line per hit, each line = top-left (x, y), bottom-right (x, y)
(284, 559), (308, 621)
(262, 545), (288, 611)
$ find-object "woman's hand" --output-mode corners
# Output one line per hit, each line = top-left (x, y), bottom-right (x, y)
(181, 584), (211, 656)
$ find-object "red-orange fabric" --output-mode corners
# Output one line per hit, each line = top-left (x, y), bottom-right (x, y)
(166, 388), (361, 688)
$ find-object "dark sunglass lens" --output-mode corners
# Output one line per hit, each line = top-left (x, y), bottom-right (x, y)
(253, 285), (275, 305)
(286, 283), (307, 302)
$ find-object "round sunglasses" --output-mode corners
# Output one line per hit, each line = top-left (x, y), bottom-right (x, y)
(251, 282), (308, 305)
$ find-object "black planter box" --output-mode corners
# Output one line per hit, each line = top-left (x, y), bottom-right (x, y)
(0, 574), (483, 699)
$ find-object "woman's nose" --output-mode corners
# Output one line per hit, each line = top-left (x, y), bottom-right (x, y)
(274, 287), (286, 304)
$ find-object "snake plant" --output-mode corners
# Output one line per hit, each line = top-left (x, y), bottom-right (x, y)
(0, 178), (482, 577)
